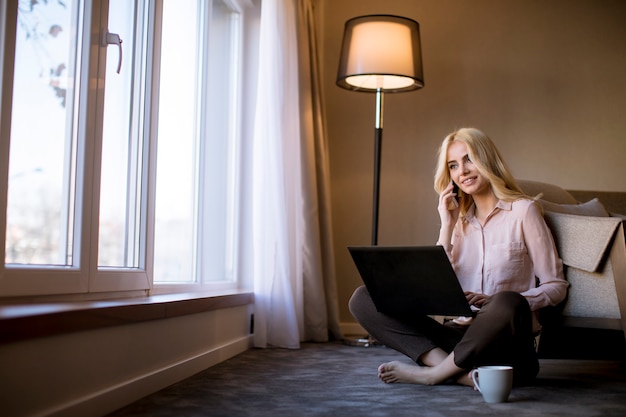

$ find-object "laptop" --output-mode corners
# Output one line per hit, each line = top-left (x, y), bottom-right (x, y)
(348, 245), (475, 318)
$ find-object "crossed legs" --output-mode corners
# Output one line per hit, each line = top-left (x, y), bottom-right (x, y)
(349, 286), (468, 385)
(349, 287), (538, 387)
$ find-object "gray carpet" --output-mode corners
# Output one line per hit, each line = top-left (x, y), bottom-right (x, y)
(108, 342), (626, 417)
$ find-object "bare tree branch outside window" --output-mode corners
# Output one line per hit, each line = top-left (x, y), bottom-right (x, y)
(17, 0), (68, 107)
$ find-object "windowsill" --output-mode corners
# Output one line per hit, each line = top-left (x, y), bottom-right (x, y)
(0, 290), (254, 345)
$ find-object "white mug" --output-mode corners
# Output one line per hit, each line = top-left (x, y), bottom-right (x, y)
(471, 365), (513, 403)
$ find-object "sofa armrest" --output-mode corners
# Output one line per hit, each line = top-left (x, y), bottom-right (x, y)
(543, 212), (626, 336)
(544, 212), (621, 272)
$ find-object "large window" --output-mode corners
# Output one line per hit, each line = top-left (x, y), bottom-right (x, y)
(0, 0), (252, 297)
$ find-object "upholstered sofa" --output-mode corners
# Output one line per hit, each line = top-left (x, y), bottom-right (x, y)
(517, 180), (626, 343)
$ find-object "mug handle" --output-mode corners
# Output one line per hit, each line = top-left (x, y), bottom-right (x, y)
(471, 369), (481, 392)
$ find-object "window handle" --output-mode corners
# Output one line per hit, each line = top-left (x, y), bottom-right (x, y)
(101, 29), (123, 74)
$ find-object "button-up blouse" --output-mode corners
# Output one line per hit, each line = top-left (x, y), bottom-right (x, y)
(445, 199), (569, 312)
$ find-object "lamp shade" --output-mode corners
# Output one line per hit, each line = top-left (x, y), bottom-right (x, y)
(336, 15), (424, 93)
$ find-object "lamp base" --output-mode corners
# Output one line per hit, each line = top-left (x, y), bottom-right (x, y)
(342, 334), (382, 347)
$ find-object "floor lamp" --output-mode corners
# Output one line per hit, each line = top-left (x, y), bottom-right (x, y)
(337, 14), (424, 245)
(337, 15), (424, 346)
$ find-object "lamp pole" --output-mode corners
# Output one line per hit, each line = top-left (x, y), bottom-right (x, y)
(371, 88), (384, 246)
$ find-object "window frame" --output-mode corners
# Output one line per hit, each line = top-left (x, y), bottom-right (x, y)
(90, 0), (155, 293)
(0, 0), (121, 297)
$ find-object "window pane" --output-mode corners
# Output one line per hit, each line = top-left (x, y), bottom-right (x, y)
(5, 0), (81, 266)
(97, 0), (143, 268)
(200, 0), (240, 283)
(153, 0), (240, 284)
(153, 0), (201, 282)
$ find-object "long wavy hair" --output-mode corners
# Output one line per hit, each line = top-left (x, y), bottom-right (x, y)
(433, 128), (528, 217)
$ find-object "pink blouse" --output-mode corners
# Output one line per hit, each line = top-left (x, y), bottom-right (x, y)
(446, 199), (568, 312)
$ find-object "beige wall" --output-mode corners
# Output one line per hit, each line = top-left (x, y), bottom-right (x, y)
(319, 0), (626, 328)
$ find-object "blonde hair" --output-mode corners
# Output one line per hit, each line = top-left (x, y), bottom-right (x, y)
(433, 128), (528, 216)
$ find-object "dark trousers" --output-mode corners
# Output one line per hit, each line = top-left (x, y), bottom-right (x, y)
(348, 286), (539, 385)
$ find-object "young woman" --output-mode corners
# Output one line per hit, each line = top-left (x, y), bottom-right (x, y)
(349, 127), (569, 387)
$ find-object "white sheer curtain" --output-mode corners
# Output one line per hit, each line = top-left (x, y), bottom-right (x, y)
(252, 0), (342, 348)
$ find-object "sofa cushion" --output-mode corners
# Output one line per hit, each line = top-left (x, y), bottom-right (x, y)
(539, 198), (610, 217)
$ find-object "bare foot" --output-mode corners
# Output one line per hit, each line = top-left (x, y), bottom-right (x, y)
(378, 361), (436, 385)
(378, 361), (476, 387)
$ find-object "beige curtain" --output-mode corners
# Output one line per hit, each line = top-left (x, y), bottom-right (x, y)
(296, 0), (343, 342)
(251, 0), (342, 348)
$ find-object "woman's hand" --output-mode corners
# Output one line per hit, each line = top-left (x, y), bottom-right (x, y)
(436, 181), (460, 248)
(438, 181), (460, 225)
(465, 291), (491, 308)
